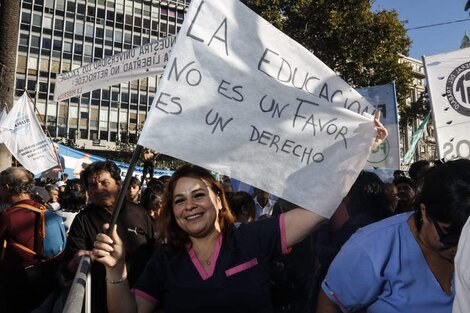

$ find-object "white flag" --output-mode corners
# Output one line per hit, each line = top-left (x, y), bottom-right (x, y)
(54, 36), (176, 101)
(138, 0), (376, 218)
(424, 47), (470, 160)
(357, 83), (400, 169)
(0, 93), (58, 174)
(0, 107), (8, 143)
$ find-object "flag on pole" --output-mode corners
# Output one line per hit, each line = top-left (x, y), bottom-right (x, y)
(402, 112), (431, 166)
(424, 47), (470, 160)
(0, 93), (58, 174)
(138, 0), (377, 218)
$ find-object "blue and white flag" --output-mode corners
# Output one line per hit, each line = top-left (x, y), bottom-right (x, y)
(0, 93), (58, 174)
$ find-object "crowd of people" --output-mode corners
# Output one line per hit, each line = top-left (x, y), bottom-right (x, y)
(0, 123), (469, 313)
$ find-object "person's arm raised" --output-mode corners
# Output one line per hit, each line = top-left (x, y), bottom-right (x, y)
(283, 208), (325, 248)
(284, 112), (388, 248)
(92, 224), (156, 313)
(371, 110), (388, 151)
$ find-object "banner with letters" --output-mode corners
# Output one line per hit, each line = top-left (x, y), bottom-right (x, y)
(138, 0), (377, 218)
(357, 83), (400, 169)
(424, 47), (470, 160)
(54, 36), (176, 102)
(0, 93), (58, 174)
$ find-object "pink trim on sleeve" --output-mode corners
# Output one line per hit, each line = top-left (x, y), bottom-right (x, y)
(225, 257), (258, 276)
(322, 281), (350, 312)
(131, 288), (159, 304)
(279, 213), (292, 254)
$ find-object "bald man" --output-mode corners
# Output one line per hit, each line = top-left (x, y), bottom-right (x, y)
(0, 167), (59, 313)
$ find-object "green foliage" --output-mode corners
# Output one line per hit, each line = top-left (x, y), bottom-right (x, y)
(243, 0), (413, 113)
(399, 90), (430, 128)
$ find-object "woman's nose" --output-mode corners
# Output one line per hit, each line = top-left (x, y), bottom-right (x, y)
(185, 198), (196, 210)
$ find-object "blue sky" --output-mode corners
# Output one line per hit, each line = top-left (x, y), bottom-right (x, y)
(373, 0), (470, 60)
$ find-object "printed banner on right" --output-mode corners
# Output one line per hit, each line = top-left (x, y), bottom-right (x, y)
(424, 47), (470, 161)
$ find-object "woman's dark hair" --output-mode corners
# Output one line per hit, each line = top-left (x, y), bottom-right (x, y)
(408, 160), (431, 184)
(65, 178), (83, 192)
(227, 191), (255, 222)
(60, 189), (87, 212)
(156, 164), (235, 253)
(414, 159), (470, 232)
(129, 176), (141, 188)
(141, 180), (164, 214)
(345, 171), (392, 220)
(392, 176), (417, 191)
(80, 161), (121, 190)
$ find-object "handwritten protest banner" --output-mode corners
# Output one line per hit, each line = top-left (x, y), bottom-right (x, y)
(0, 93), (58, 174)
(357, 83), (400, 169)
(54, 36), (176, 102)
(138, 0), (377, 218)
(424, 47), (470, 160)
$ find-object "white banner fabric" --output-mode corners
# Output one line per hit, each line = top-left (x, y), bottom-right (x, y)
(424, 47), (470, 160)
(0, 108), (7, 143)
(54, 36), (176, 102)
(357, 83), (400, 169)
(0, 93), (58, 174)
(138, 0), (377, 218)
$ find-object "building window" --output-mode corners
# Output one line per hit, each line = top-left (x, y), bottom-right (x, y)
(42, 37), (51, 50)
(17, 55), (27, 74)
(65, 20), (74, 33)
(96, 27), (104, 38)
(94, 47), (103, 58)
(51, 60), (60, 73)
(30, 35), (40, 48)
(33, 13), (43, 26)
(19, 33), (29, 46)
(64, 41), (72, 53)
(44, 16), (53, 29)
(40, 58), (49, 72)
(56, 0), (65, 10)
(27, 79), (37, 92)
(21, 12), (31, 24)
(55, 19), (64, 31)
(75, 21), (84, 35)
(53, 39), (62, 51)
(16, 78), (26, 92)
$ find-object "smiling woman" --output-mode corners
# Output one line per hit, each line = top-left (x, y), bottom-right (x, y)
(91, 164), (324, 313)
(91, 115), (389, 313)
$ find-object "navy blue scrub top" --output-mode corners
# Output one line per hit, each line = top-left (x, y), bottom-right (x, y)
(132, 214), (290, 313)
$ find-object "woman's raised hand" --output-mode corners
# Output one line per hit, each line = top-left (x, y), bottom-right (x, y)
(372, 110), (388, 150)
(92, 223), (125, 268)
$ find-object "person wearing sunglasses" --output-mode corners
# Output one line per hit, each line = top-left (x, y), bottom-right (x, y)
(316, 159), (470, 313)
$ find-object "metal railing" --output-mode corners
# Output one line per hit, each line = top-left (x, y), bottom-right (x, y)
(62, 255), (92, 313)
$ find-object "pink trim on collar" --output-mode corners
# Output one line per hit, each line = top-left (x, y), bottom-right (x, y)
(280, 213), (292, 254)
(187, 234), (223, 281)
